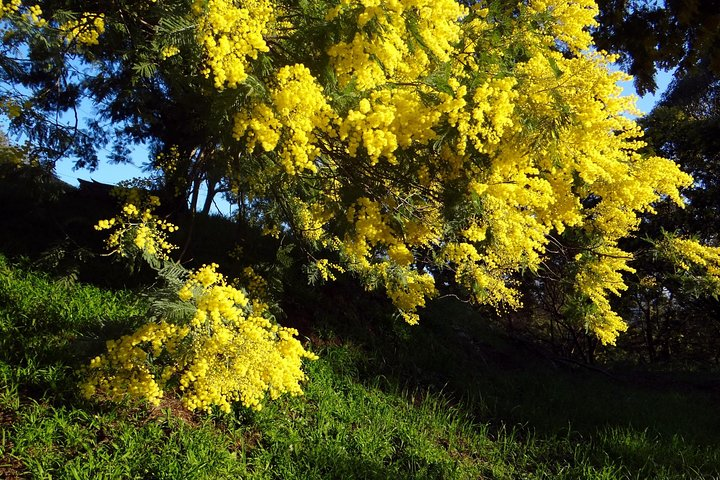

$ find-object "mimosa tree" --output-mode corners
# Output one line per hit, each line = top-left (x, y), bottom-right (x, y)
(2, 0), (713, 408)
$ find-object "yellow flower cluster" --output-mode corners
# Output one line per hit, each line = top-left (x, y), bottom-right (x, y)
(451, 77), (519, 155)
(24, 4), (45, 26)
(82, 264), (317, 412)
(81, 322), (188, 405)
(658, 236), (720, 296)
(571, 247), (633, 345)
(95, 201), (178, 260)
(160, 45), (180, 59)
(337, 197), (436, 322)
(403, 207), (443, 246)
(240, 266), (269, 299)
(294, 200), (332, 242)
(154, 145), (181, 179)
(0, 0), (20, 17)
(225, 0), (691, 344)
(59, 13), (105, 46)
(1, 1), (45, 26)
(193, 0), (274, 89)
(526, 0), (598, 53)
(234, 64), (333, 174)
(440, 242), (522, 309)
(336, 17), (691, 341)
(178, 264), (317, 411)
(447, 40), (689, 344)
(664, 238), (720, 275)
(343, 197), (397, 265)
(314, 258), (345, 282)
(384, 269), (436, 325)
(327, 0), (466, 90)
(339, 88), (443, 164)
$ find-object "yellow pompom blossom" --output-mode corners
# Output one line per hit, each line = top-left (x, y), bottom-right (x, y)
(0, 0), (21, 17)
(663, 238), (720, 275)
(337, 197), (437, 323)
(233, 64), (333, 174)
(385, 270), (436, 325)
(80, 322), (187, 405)
(449, 77), (520, 156)
(527, 0), (599, 53)
(440, 242), (523, 309)
(192, 0), (275, 89)
(82, 264), (317, 412)
(160, 45), (180, 59)
(23, 4), (46, 26)
(95, 201), (178, 260)
(294, 200), (332, 242)
(342, 197), (398, 267)
(240, 266), (269, 299)
(314, 258), (346, 282)
(312, 0), (692, 342)
(59, 13), (105, 46)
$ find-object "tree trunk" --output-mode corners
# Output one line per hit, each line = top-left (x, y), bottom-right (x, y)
(201, 179), (217, 216)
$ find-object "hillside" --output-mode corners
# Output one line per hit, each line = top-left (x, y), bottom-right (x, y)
(1, 254), (719, 479)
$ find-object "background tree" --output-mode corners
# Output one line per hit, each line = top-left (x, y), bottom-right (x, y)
(593, 0), (720, 95)
(610, 64), (720, 366)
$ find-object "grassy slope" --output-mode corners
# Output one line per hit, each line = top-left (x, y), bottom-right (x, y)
(1, 256), (719, 479)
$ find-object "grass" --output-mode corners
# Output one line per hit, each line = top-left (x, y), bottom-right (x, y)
(1, 255), (719, 479)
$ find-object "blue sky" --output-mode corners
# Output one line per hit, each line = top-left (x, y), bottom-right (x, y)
(620, 69), (674, 116)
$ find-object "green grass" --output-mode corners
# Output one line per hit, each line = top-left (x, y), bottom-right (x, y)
(1, 255), (719, 479)
(0, 254), (146, 388)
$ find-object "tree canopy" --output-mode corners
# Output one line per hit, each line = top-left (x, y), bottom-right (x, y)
(0, 0), (706, 352)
